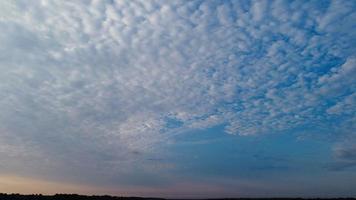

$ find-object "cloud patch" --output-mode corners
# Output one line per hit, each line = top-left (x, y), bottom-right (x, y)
(328, 137), (356, 171)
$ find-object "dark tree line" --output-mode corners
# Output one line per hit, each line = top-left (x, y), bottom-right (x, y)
(0, 193), (164, 200)
(0, 194), (355, 200)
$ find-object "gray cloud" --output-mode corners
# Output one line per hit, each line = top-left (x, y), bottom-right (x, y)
(328, 137), (356, 171)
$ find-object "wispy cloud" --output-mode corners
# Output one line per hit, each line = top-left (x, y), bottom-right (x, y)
(328, 136), (356, 171)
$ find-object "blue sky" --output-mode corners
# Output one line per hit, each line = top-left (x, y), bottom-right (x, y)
(0, 0), (355, 198)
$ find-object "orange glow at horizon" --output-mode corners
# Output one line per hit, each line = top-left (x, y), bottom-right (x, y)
(0, 175), (122, 195)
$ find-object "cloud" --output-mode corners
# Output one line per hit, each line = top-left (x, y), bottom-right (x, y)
(328, 137), (356, 171)
(0, 0), (355, 184)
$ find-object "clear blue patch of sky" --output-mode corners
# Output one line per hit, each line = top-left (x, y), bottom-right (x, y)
(167, 125), (333, 181)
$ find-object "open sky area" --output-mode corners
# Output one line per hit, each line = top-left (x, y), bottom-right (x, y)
(0, 0), (355, 198)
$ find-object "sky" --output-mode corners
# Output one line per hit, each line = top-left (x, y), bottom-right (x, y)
(0, 0), (355, 198)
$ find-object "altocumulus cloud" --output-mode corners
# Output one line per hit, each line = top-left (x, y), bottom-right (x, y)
(0, 0), (355, 185)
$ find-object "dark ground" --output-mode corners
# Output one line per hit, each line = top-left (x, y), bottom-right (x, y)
(0, 194), (355, 200)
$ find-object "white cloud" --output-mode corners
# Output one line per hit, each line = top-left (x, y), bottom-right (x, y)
(0, 0), (355, 183)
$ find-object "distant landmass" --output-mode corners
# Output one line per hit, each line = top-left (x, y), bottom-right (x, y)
(0, 194), (355, 200)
